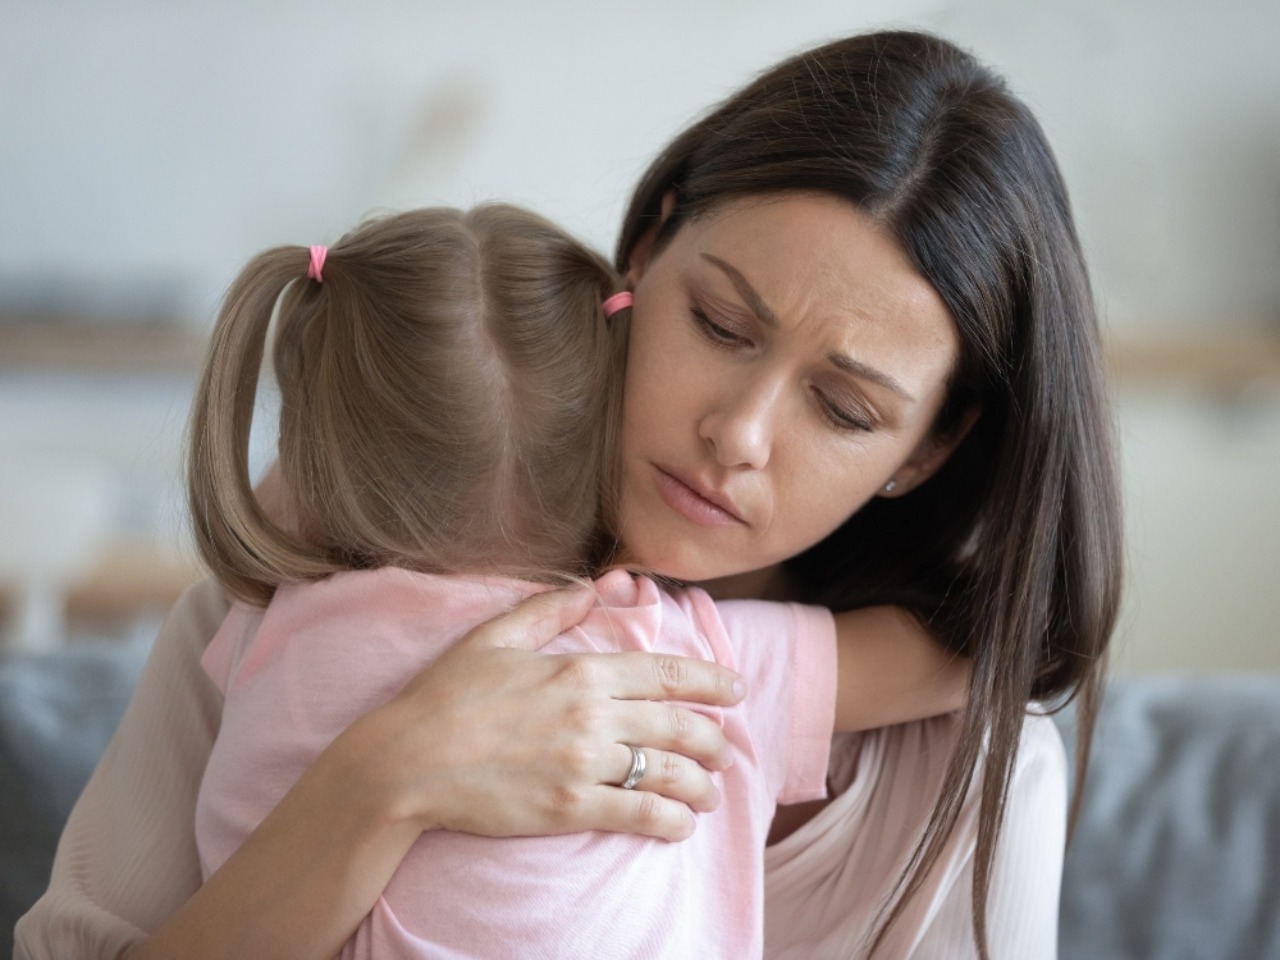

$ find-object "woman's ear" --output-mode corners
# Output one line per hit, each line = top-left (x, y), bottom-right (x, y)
(624, 190), (677, 287)
(881, 407), (981, 498)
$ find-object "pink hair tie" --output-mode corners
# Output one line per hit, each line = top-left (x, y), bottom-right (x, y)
(602, 291), (633, 319)
(307, 245), (328, 283)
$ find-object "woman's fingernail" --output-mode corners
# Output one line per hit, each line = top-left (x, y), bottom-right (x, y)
(732, 678), (747, 700)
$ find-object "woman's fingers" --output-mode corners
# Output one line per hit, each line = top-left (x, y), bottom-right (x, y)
(593, 650), (746, 707)
(583, 788), (698, 843)
(370, 585), (749, 842)
(451, 589), (747, 709)
(612, 744), (721, 815)
(457, 585), (598, 652)
(598, 699), (734, 772)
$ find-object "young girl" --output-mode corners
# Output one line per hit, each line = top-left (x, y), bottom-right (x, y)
(187, 203), (967, 958)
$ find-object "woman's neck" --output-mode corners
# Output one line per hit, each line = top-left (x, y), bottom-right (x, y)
(694, 563), (795, 602)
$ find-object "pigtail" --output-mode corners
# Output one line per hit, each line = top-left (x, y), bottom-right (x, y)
(187, 247), (342, 605)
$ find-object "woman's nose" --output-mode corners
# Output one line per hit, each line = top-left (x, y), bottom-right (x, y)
(697, 380), (780, 470)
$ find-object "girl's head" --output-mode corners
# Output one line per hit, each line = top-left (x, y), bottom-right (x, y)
(188, 204), (624, 605)
(613, 29), (1121, 955)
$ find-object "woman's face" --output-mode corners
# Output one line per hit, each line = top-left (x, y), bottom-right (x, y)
(616, 192), (964, 590)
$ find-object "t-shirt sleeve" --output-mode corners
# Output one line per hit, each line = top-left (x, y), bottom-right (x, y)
(200, 600), (263, 696)
(14, 577), (229, 960)
(688, 593), (838, 806)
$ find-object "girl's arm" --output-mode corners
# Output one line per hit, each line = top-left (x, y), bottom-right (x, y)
(832, 606), (970, 732)
(17, 584), (745, 960)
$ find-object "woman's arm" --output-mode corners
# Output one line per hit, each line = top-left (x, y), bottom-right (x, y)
(17, 582), (744, 960)
(832, 606), (970, 732)
(14, 578), (228, 960)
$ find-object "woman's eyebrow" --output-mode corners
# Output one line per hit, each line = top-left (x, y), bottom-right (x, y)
(700, 254), (778, 327)
(701, 252), (914, 402)
(828, 353), (914, 401)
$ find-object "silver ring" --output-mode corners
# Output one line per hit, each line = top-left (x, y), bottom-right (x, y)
(620, 745), (647, 790)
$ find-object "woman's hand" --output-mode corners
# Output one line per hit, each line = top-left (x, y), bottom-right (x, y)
(341, 584), (746, 843)
(131, 585), (745, 960)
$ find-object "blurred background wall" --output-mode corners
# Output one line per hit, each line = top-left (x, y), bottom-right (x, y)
(1, 0), (1277, 671)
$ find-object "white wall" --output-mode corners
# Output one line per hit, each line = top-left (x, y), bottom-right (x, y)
(5, 0), (1276, 328)
(1, 0), (945, 317)
(2, 0), (1278, 669)
(1114, 389), (1280, 672)
(930, 0), (1280, 332)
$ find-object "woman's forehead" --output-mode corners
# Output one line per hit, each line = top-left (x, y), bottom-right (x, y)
(670, 193), (959, 373)
(680, 195), (923, 296)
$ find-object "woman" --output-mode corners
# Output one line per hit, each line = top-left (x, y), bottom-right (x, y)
(16, 30), (1120, 960)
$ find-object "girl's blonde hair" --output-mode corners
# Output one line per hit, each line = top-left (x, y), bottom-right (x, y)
(188, 204), (626, 605)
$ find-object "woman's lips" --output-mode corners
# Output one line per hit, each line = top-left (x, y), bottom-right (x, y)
(653, 465), (746, 527)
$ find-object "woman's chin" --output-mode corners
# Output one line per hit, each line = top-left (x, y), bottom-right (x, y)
(616, 522), (784, 597)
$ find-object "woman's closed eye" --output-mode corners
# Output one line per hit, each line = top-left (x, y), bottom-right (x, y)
(814, 389), (875, 432)
(692, 302), (876, 432)
(691, 306), (752, 348)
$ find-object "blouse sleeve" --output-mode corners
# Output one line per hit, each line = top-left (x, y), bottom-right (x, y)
(910, 714), (1068, 959)
(14, 577), (230, 960)
(763, 712), (1067, 960)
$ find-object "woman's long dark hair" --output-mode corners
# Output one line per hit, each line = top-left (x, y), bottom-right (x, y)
(617, 31), (1122, 958)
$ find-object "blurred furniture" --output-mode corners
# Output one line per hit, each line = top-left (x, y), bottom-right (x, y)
(0, 456), (117, 651)
(0, 639), (148, 957)
(0, 316), (205, 652)
(2, 649), (1278, 959)
(0, 540), (203, 652)
(0, 321), (204, 374)
(1107, 331), (1280, 390)
(1055, 675), (1280, 959)
(63, 541), (203, 626)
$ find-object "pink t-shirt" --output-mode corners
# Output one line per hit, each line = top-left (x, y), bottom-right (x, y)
(195, 568), (838, 959)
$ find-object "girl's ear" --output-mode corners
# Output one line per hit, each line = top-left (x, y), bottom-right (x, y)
(624, 190), (677, 286)
(881, 407), (981, 498)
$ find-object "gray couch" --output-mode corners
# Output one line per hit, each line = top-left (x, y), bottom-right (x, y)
(3, 644), (1279, 959)
(2, 641), (148, 960)
(1056, 674), (1280, 959)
